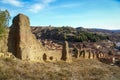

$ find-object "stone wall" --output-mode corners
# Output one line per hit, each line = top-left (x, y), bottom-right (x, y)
(8, 14), (45, 61)
(7, 13), (70, 62)
(0, 30), (9, 53)
(61, 41), (72, 62)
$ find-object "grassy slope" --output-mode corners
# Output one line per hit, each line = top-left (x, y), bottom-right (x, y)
(0, 58), (120, 80)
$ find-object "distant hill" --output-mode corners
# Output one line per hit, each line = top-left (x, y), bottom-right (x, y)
(112, 30), (120, 33)
(88, 28), (120, 34)
(31, 26), (115, 42)
(31, 26), (120, 42)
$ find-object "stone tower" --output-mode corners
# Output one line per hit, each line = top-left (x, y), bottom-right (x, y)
(61, 41), (72, 62)
(8, 13), (45, 61)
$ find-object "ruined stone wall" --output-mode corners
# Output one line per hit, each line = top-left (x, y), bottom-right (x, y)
(7, 13), (69, 62)
(61, 41), (72, 62)
(8, 14), (45, 61)
(44, 50), (62, 62)
(72, 47), (107, 60)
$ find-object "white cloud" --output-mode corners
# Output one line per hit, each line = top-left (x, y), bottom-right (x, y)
(29, 4), (44, 13)
(1, 0), (23, 7)
(29, 0), (55, 13)
(49, 3), (83, 10)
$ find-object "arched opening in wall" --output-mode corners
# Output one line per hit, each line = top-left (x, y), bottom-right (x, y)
(83, 50), (85, 58)
(88, 51), (91, 59)
(72, 49), (76, 57)
(43, 53), (47, 61)
(79, 51), (82, 57)
(49, 56), (53, 60)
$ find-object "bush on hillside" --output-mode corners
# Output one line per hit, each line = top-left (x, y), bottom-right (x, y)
(0, 9), (10, 38)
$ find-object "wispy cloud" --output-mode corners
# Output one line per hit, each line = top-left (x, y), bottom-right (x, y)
(1, 0), (24, 7)
(29, 4), (44, 13)
(29, 0), (55, 13)
(48, 3), (83, 11)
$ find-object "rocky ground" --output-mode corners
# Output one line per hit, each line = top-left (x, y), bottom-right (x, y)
(0, 57), (120, 80)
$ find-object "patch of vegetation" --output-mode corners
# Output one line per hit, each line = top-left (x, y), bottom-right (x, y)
(0, 58), (120, 80)
(0, 9), (10, 38)
(39, 26), (108, 42)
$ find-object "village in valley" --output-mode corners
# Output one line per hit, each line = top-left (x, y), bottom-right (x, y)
(32, 26), (120, 66)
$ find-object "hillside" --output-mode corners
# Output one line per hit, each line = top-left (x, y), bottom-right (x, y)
(31, 26), (120, 42)
(88, 28), (120, 42)
(31, 26), (110, 42)
(0, 58), (120, 80)
(88, 28), (120, 34)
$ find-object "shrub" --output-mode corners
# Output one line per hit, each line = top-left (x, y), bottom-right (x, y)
(0, 9), (10, 38)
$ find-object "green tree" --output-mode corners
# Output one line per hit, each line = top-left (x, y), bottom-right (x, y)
(0, 9), (10, 37)
(63, 33), (67, 40)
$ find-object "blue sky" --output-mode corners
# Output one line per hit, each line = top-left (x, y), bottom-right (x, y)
(0, 0), (120, 30)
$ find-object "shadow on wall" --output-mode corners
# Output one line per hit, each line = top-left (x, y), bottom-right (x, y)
(43, 53), (47, 61)
(7, 15), (21, 59)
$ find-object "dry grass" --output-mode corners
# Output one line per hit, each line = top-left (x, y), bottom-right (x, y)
(0, 58), (120, 80)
